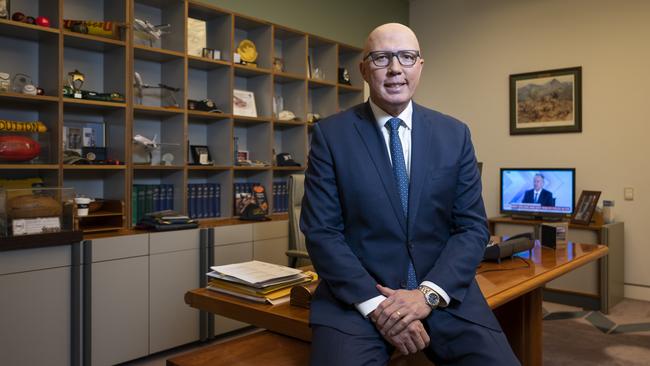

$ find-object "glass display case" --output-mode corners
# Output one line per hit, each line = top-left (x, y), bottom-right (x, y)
(0, 187), (75, 237)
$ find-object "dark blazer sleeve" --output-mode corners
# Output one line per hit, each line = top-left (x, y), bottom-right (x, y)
(423, 124), (489, 303)
(300, 123), (380, 305)
(522, 189), (534, 203)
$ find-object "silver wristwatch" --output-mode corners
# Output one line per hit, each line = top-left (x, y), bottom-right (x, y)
(418, 285), (441, 309)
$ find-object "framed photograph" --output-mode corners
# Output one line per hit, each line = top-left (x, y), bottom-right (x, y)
(187, 18), (206, 57)
(190, 145), (213, 165)
(510, 67), (582, 135)
(571, 190), (601, 225)
(236, 150), (249, 163)
(233, 89), (257, 117)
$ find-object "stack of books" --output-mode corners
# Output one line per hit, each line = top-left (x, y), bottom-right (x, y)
(206, 260), (317, 305)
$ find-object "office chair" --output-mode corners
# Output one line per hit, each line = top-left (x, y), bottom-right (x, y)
(285, 174), (310, 267)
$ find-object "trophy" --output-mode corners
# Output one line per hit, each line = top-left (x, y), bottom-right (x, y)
(236, 39), (258, 67)
(67, 69), (85, 99)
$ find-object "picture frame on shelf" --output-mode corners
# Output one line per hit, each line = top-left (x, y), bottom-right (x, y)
(571, 190), (601, 225)
(187, 18), (206, 57)
(233, 89), (257, 117)
(510, 67), (582, 135)
(236, 150), (249, 164)
(190, 145), (213, 165)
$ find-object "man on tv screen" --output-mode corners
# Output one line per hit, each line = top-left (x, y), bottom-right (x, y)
(522, 173), (555, 206)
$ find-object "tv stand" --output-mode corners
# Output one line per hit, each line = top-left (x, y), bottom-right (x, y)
(511, 214), (563, 222)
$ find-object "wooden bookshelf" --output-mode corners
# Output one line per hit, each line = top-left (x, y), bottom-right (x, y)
(0, 0), (364, 231)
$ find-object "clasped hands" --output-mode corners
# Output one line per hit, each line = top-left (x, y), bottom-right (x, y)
(369, 284), (432, 355)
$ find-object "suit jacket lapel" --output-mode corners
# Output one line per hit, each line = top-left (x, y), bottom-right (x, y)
(353, 103), (407, 234)
(408, 103), (433, 234)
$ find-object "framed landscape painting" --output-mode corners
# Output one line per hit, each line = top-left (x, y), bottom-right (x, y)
(510, 67), (582, 135)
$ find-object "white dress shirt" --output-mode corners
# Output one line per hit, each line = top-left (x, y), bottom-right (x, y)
(355, 98), (451, 317)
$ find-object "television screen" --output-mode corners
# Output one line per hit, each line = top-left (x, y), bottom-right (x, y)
(500, 168), (575, 216)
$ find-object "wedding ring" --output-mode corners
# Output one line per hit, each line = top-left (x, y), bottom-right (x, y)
(396, 311), (402, 318)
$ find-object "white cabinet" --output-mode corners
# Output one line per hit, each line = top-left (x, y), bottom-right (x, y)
(149, 229), (201, 353)
(212, 224), (254, 336)
(253, 221), (289, 266)
(0, 246), (72, 366)
(90, 234), (149, 366)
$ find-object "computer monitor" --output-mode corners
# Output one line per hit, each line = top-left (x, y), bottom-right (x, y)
(500, 168), (575, 218)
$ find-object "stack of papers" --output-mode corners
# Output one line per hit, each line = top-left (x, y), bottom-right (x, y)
(206, 260), (317, 305)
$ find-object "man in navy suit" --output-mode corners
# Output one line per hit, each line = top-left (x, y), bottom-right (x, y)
(300, 23), (519, 365)
(522, 173), (555, 207)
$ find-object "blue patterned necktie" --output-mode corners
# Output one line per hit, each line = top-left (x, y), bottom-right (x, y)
(386, 118), (418, 290)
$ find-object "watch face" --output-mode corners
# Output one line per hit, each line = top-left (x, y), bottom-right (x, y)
(427, 292), (439, 306)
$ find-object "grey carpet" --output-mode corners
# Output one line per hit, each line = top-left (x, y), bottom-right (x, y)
(543, 316), (650, 365)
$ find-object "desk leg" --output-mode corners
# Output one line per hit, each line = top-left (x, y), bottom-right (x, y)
(494, 288), (543, 366)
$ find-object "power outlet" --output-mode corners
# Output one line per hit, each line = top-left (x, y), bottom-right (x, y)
(624, 187), (634, 201)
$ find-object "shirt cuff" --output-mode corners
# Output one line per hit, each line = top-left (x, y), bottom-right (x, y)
(420, 281), (451, 307)
(355, 295), (387, 318)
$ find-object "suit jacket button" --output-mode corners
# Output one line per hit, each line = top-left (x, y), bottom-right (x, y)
(399, 281), (407, 289)
(407, 242), (414, 250)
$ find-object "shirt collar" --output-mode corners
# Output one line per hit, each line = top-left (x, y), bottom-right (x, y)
(368, 98), (413, 131)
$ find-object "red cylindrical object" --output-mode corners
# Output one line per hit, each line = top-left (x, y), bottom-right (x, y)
(0, 135), (41, 162)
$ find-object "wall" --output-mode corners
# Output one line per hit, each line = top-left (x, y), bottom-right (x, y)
(411, 0), (650, 300)
(197, 0), (409, 47)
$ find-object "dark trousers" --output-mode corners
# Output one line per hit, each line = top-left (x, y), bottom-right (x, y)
(310, 309), (520, 366)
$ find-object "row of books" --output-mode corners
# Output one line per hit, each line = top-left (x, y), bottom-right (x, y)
(132, 184), (174, 225)
(272, 181), (289, 213)
(206, 260), (317, 305)
(188, 183), (221, 219)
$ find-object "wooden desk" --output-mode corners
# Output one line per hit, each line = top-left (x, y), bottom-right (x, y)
(488, 216), (624, 313)
(184, 242), (607, 366)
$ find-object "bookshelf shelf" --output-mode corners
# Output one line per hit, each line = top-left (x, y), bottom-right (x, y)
(0, 164), (59, 170)
(134, 105), (185, 116)
(63, 98), (127, 110)
(0, 19), (60, 40)
(63, 165), (127, 170)
(133, 165), (184, 170)
(187, 55), (231, 70)
(134, 44), (185, 62)
(0, 0), (363, 230)
(187, 165), (232, 171)
(0, 92), (59, 104)
(187, 110), (232, 120)
(63, 31), (126, 51)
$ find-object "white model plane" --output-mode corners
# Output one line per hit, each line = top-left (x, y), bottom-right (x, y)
(133, 18), (171, 46)
(133, 134), (178, 164)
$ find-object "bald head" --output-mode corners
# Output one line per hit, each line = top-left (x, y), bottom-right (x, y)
(360, 23), (423, 116)
(363, 23), (420, 57)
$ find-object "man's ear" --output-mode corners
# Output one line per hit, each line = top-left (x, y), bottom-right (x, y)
(359, 61), (370, 83)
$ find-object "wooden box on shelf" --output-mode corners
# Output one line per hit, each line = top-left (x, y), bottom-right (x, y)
(74, 199), (125, 233)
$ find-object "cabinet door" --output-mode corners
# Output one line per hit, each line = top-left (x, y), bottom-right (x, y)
(0, 266), (71, 366)
(91, 256), (149, 366)
(150, 248), (200, 353)
(253, 237), (289, 266)
(212, 241), (253, 336)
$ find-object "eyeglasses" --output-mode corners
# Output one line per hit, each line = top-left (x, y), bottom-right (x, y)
(364, 50), (421, 68)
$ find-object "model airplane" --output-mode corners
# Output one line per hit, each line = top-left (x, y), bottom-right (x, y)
(133, 18), (171, 47)
(134, 72), (180, 107)
(133, 134), (179, 164)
